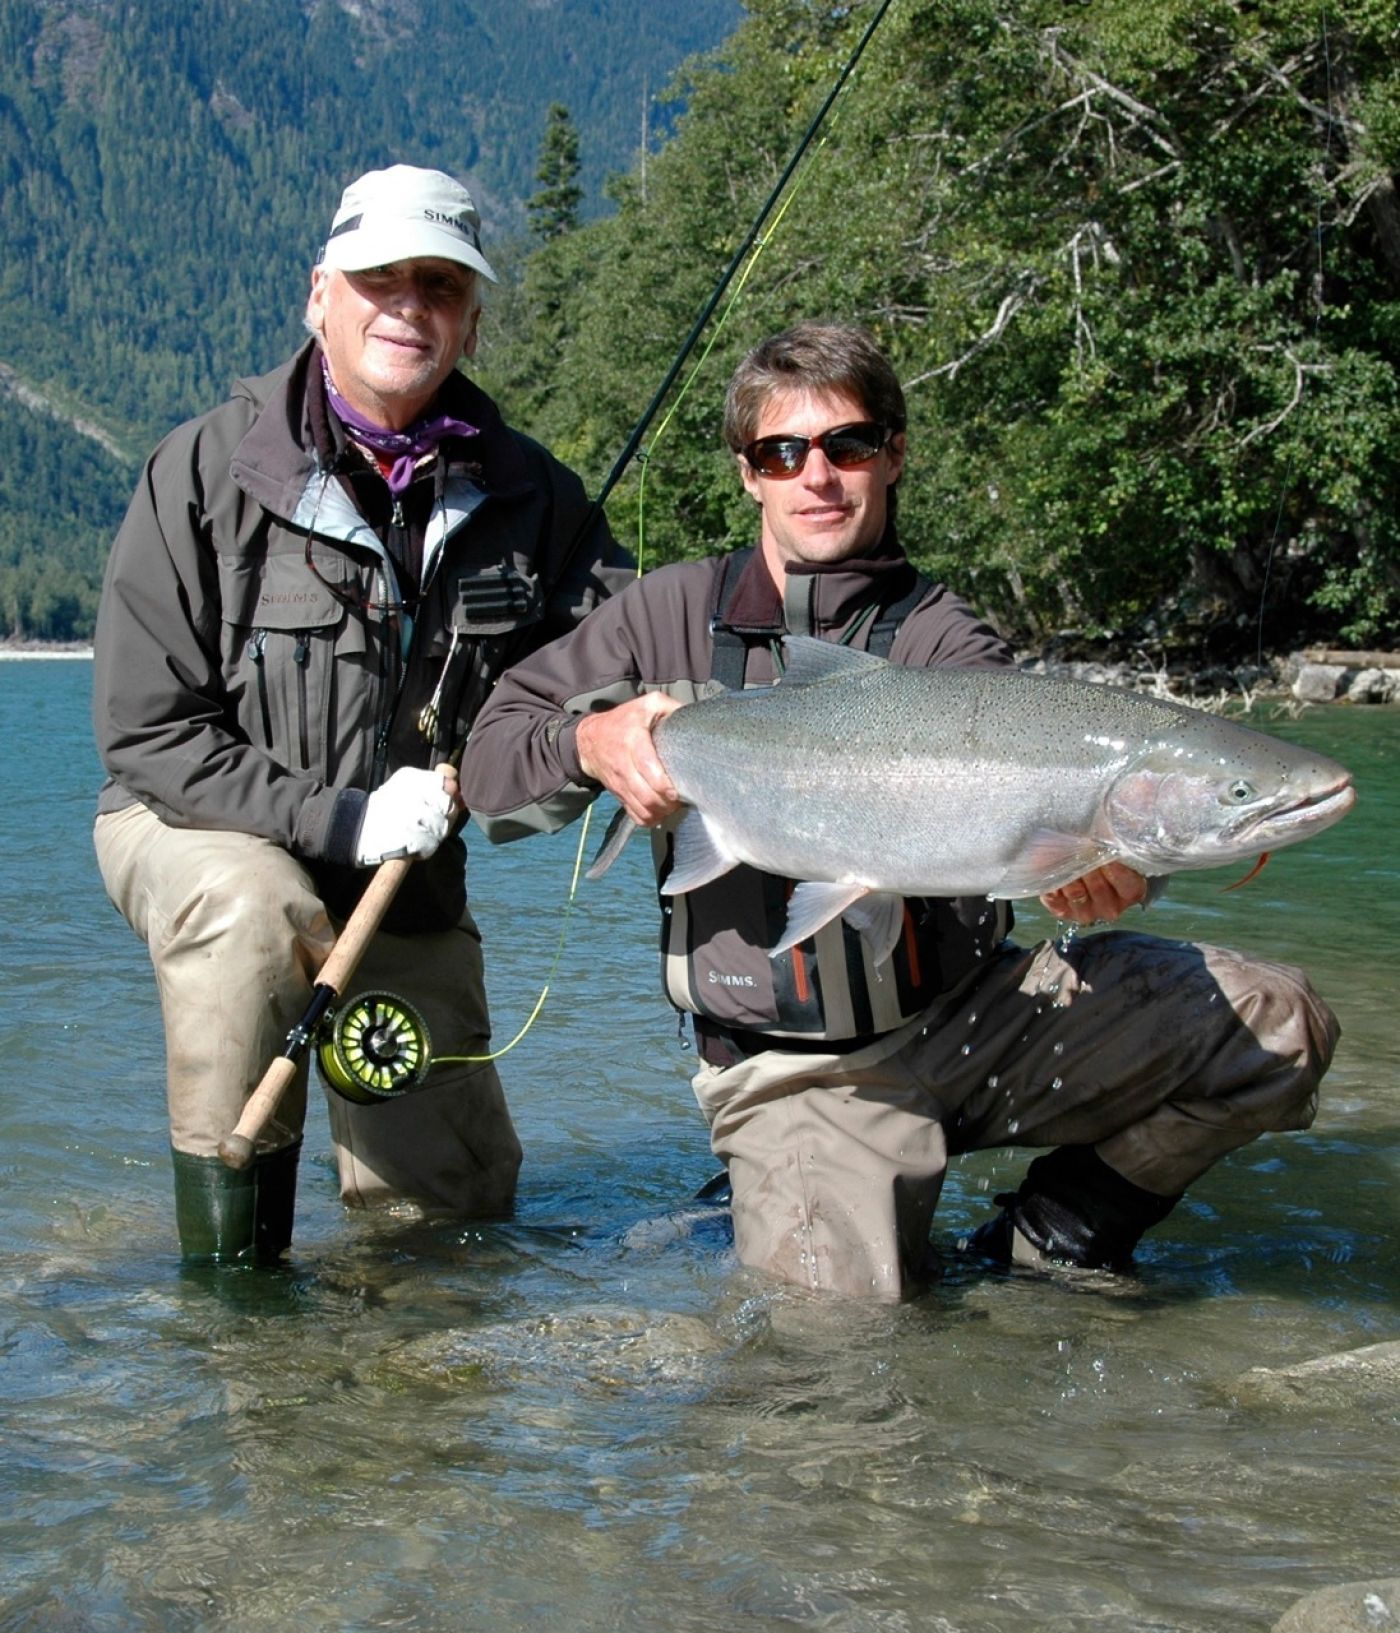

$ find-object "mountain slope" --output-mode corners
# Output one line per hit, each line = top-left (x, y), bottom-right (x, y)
(0, 0), (740, 638)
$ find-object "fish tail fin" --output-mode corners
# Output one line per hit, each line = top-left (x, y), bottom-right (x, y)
(585, 805), (639, 880)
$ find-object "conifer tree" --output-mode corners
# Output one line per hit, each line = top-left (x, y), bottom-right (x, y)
(528, 103), (584, 242)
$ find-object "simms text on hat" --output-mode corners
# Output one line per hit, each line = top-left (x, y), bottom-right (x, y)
(320, 165), (498, 282)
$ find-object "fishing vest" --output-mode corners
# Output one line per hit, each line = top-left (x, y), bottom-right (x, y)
(665, 550), (1013, 1063)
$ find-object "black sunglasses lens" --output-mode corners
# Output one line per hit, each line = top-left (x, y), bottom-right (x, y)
(747, 437), (805, 476)
(823, 425), (885, 466)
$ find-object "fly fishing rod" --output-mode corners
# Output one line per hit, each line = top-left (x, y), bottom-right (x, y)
(217, 764), (456, 1170)
(217, 0), (898, 1169)
(583, 0), (896, 522)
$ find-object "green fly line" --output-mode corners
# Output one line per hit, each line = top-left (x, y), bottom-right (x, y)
(634, 140), (825, 576)
(433, 799), (595, 1067)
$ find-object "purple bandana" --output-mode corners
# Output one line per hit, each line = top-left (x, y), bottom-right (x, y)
(322, 357), (478, 496)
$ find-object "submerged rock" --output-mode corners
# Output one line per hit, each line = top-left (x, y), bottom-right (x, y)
(1233, 1339), (1400, 1411)
(362, 1305), (729, 1395)
(1272, 1577), (1400, 1632)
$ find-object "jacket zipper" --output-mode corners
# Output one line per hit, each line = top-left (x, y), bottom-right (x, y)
(370, 499), (412, 786)
(246, 630), (272, 747)
(372, 558), (398, 787)
(293, 632), (311, 769)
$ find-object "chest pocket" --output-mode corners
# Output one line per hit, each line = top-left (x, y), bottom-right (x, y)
(411, 563), (547, 759)
(448, 563), (542, 638)
(219, 550), (361, 777)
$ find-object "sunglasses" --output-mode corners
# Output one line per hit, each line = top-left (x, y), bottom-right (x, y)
(742, 421), (891, 478)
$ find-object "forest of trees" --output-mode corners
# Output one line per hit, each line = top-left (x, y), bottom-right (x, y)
(484, 0), (1400, 658)
(3, 0), (1399, 654)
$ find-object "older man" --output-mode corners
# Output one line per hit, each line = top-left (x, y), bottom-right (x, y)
(460, 321), (1338, 1299)
(93, 164), (631, 1264)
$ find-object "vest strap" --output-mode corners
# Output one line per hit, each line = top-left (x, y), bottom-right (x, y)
(708, 547), (933, 687)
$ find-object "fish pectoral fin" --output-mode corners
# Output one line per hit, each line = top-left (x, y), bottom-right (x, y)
(839, 892), (906, 967)
(993, 830), (1120, 897)
(770, 880), (873, 958)
(585, 805), (638, 880)
(661, 809), (741, 895)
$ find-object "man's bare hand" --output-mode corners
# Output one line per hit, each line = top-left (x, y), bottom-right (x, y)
(1040, 861), (1148, 926)
(576, 694), (684, 826)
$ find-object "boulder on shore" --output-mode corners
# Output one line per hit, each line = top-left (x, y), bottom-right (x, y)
(1292, 662), (1347, 704)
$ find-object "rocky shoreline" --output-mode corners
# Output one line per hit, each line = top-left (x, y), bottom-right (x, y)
(0, 639), (94, 661)
(1020, 646), (1400, 707)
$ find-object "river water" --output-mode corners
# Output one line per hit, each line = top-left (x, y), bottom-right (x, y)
(1, 656), (1396, 1633)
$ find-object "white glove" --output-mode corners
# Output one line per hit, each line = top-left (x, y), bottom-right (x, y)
(354, 767), (456, 865)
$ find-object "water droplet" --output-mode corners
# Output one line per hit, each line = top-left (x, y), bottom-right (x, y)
(1051, 1076), (1063, 1091)
(987, 1074), (999, 1090)
(1008, 1119), (1020, 1133)
(1052, 1040), (1065, 1056)
(960, 1043), (973, 1056)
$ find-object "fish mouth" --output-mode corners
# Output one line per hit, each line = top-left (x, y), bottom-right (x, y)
(1241, 776), (1355, 844)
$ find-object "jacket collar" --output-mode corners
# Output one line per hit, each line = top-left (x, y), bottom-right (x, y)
(229, 339), (532, 521)
(723, 533), (920, 641)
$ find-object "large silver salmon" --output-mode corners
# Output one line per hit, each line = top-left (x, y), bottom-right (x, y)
(588, 636), (1355, 962)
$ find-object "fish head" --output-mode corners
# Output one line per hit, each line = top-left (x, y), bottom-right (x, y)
(1102, 726), (1355, 875)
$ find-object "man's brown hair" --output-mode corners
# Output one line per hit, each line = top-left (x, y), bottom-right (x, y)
(723, 321), (907, 453)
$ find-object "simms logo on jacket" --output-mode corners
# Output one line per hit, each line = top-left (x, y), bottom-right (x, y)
(707, 970), (758, 988)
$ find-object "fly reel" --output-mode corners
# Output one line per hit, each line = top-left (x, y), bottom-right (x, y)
(317, 990), (432, 1104)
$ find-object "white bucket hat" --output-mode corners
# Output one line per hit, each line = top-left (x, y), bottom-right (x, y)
(320, 165), (498, 282)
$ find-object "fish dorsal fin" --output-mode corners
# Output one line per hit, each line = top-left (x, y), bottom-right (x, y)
(661, 809), (741, 895)
(585, 805), (638, 881)
(770, 880), (872, 956)
(779, 634), (887, 687)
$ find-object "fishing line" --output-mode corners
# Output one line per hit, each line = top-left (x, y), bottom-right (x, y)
(434, 800), (595, 1066)
(593, 0), (898, 530)
(413, 0), (900, 1073)
(636, 149), (822, 571)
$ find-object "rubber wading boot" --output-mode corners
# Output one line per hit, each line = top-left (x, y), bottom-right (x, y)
(965, 1144), (1181, 1272)
(171, 1141), (301, 1265)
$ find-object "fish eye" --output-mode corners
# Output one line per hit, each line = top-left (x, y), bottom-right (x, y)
(1225, 779), (1256, 804)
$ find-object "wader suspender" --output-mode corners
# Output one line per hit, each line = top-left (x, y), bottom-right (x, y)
(708, 548), (934, 689)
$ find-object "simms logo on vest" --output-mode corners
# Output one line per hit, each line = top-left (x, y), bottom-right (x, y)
(707, 970), (757, 988)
